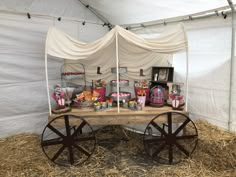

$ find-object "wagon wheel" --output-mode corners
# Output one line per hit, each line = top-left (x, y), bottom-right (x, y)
(143, 112), (198, 164)
(41, 115), (96, 166)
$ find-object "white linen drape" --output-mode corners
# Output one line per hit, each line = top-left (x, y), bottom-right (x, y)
(46, 24), (187, 60)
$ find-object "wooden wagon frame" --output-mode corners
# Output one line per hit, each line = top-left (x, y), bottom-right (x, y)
(41, 106), (198, 166)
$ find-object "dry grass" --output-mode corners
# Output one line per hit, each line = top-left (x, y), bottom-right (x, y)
(0, 119), (236, 177)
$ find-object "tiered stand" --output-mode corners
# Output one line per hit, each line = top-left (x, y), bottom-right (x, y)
(41, 106), (198, 166)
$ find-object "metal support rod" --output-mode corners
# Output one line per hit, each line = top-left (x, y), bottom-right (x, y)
(125, 6), (232, 30)
(227, 0), (235, 131)
(181, 24), (189, 112)
(78, 0), (111, 27)
(0, 9), (104, 26)
(45, 37), (52, 115)
(115, 32), (120, 112)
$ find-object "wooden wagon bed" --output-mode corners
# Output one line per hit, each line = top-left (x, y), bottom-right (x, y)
(48, 106), (187, 126)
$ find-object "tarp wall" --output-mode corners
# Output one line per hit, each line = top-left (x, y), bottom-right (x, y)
(132, 15), (236, 131)
(0, 11), (108, 138)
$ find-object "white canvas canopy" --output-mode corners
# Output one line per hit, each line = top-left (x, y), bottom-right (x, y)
(45, 24), (188, 113)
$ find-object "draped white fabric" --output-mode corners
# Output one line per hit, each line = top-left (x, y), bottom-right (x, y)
(46, 24), (187, 83)
(46, 24), (187, 59)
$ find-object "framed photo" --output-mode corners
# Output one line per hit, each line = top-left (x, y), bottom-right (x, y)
(158, 68), (169, 81)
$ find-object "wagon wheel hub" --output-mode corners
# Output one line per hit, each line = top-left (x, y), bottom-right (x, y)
(166, 134), (176, 145)
(63, 136), (73, 146)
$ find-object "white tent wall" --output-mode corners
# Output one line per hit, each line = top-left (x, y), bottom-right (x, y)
(0, 7), (108, 138)
(232, 16), (236, 132)
(177, 17), (232, 130)
(131, 16), (235, 131)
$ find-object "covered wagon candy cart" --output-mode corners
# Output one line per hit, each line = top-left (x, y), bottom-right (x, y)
(42, 24), (198, 166)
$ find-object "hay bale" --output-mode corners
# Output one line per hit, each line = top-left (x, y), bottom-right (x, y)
(192, 120), (236, 172)
(0, 120), (236, 177)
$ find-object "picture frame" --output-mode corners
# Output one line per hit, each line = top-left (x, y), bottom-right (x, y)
(158, 68), (169, 81)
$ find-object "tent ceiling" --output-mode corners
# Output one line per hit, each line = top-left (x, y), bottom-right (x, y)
(80, 0), (230, 25)
(0, 0), (103, 23)
(0, 0), (233, 25)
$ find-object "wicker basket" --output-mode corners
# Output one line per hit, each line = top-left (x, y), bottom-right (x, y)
(78, 101), (93, 109)
(52, 106), (71, 114)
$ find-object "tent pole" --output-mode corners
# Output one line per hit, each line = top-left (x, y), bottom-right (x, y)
(115, 31), (120, 112)
(78, 0), (111, 28)
(185, 46), (189, 112)
(45, 53), (52, 115)
(45, 30), (52, 115)
(180, 24), (189, 112)
(126, 6), (232, 30)
(227, 0), (235, 131)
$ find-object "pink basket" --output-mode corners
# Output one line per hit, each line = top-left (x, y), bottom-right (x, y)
(150, 86), (165, 105)
(93, 87), (106, 102)
(134, 87), (150, 104)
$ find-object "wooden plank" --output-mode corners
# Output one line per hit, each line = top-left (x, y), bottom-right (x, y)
(48, 106), (187, 126)
(49, 106), (187, 118)
(50, 115), (186, 126)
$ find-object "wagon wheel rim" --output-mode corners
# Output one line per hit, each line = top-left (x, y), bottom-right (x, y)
(143, 112), (198, 164)
(41, 115), (96, 166)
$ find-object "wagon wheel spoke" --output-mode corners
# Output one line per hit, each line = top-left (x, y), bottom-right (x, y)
(71, 126), (76, 131)
(169, 144), (173, 164)
(64, 116), (72, 137)
(150, 121), (167, 136)
(174, 119), (190, 136)
(47, 125), (65, 138)
(41, 138), (63, 146)
(51, 145), (66, 162)
(68, 146), (74, 164)
(152, 142), (166, 157)
(167, 112), (172, 135)
(174, 141), (190, 156)
(72, 120), (86, 137)
(176, 134), (198, 140)
(73, 143), (91, 156)
(144, 137), (166, 144)
(74, 136), (96, 142)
